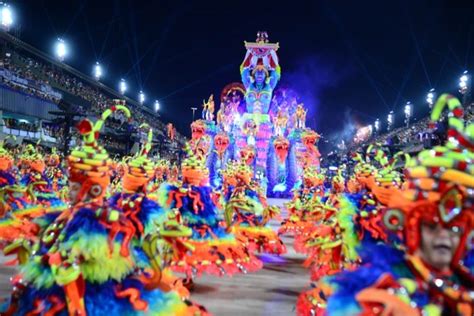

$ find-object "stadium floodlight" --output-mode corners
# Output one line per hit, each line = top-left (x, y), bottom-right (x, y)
(426, 89), (435, 109)
(374, 119), (380, 132)
(119, 79), (127, 95)
(139, 90), (145, 105)
(0, 3), (13, 30)
(387, 111), (393, 131)
(404, 102), (412, 127)
(404, 102), (412, 117)
(154, 100), (160, 112)
(459, 70), (470, 95)
(93, 62), (102, 81)
(55, 38), (67, 62)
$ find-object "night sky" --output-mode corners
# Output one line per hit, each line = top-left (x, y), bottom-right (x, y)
(11, 0), (474, 148)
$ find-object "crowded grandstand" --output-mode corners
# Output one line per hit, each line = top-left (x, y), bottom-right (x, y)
(0, 30), (184, 161)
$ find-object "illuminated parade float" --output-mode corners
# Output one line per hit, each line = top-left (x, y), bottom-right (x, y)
(189, 32), (321, 196)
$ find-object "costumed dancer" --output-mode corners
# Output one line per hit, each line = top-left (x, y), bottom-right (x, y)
(44, 147), (67, 199)
(298, 94), (474, 316)
(297, 197), (359, 282)
(0, 142), (40, 251)
(223, 161), (286, 255)
(279, 166), (326, 238)
(159, 146), (263, 278)
(19, 144), (66, 214)
(108, 123), (192, 299)
(0, 142), (38, 218)
(0, 104), (208, 315)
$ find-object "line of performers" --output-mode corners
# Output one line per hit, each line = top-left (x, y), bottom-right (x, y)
(280, 94), (474, 315)
(0, 100), (286, 315)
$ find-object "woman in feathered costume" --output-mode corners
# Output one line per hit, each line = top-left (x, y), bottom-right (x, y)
(297, 94), (474, 316)
(159, 147), (262, 278)
(0, 103), (208, 316)
(223, 160), (286, 255)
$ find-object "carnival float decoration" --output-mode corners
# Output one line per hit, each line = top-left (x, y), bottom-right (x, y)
(189, 32), (321, 196)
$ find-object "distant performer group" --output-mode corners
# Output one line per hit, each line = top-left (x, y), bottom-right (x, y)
(0, 32), (472, 316)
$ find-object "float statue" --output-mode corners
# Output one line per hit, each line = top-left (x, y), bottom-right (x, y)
(188, 32), (321, 197)
(241, 32), (280, 115)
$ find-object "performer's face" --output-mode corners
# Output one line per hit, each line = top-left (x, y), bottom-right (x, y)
(68, 181), (81, 203)
(418, 222), (461, 271)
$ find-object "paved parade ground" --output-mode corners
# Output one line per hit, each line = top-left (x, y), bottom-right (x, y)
(192, 199), (309, 316)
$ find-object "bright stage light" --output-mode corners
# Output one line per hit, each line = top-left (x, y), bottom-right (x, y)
(387, 111), (393, 131)
(154, 100), (160, 112)
(1, 3), (13, 29)
(404, 102), (412, 127)
(55, 38), (67, 62)
(374, 119), (380, 131)
(404, 102), (412, 117)
(139, 91), (145, 104)
(93, 62), (102, 80)
(426, 89), (435, 108)
(459, 71), (470, 94)
(119, 79), (127, 95)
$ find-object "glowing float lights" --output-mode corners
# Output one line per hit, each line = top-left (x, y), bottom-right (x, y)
(93, 62), (103, 81)
(55, 38), (67, 62)
(0, 3), (13, 30)
(154, 100), (160, 112)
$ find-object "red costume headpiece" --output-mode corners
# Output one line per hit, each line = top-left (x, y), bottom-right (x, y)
(383, 94), (474, 266)
(68, 100), (131, 202)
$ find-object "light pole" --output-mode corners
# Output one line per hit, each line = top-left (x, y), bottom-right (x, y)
(154, 100), (160, 112)
(374, 118), (380, 135)
(139, 91), (145, 105)
(119, 79), (127, 95)
(404, 102), (412, 128)
(387, 111), (393, 132)
(191, 107), (197, 121)
(93, 62), (102, 81)
(459, 70), (470, 105)
(426, 89), (435, 110)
